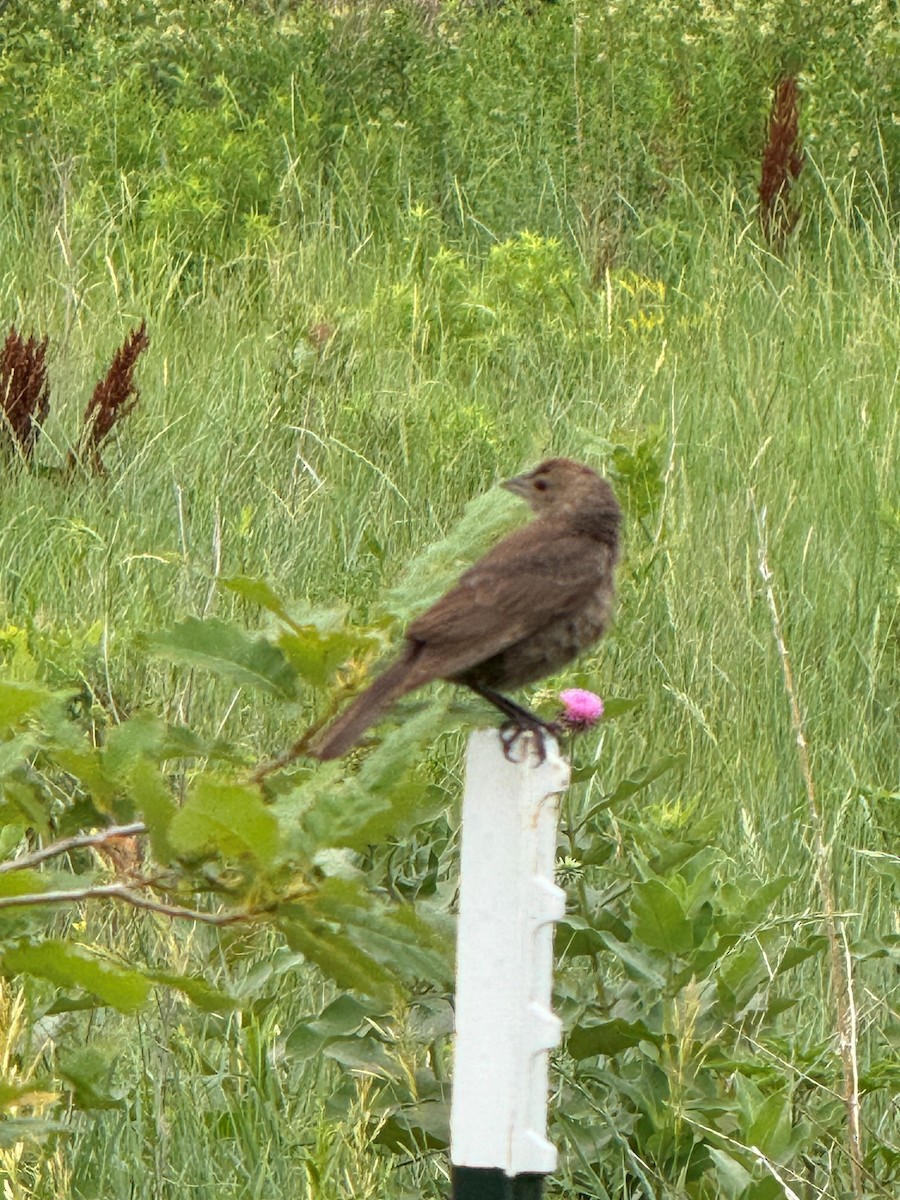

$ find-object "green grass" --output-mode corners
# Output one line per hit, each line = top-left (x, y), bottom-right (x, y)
(1, 175), (896, 1196)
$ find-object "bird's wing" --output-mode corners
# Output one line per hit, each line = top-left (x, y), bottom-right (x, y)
(405, 523), (611, 679)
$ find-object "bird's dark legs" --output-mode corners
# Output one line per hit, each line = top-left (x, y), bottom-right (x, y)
(465, 684), (561, 762)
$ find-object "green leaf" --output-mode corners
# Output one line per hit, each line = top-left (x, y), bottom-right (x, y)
(58, 1044), (125, 1110)
(0, 1118), (68, 1147)
(630, 878), (694, 955)
(708, 1148), (754, 1199)
(555, 913), (631, 958)
(285, 993), (372, 1059)
(279, 904), (397, 1001)
(0, 1079), (59, 1110)
(325, 899), (451, 987)
(220, 574), (293, 624)
(300, 705), (450, 851)
(168, 777), (278, 866)
(1, 940), (150, 1012)
(567, 1018), (659, 1060)
(129, 767), (176, 862)
(0, 733), (38, 780)
(773, 936), (828, 976)
(746, 1090), (792, 1158)
(591, 929), (667, 987)
(373, 1099), (450, 1153)
(47, 745), (116, 812)
(0, 681), (56, 727)
(313, 994), (371, 1038)
(599, 753), (686, 811)
(146, 970), (238, 1011)
(278, 626), (380, 689)
(0, 868), (58, 897)
(1, 781), (51, 837)
(324, 1036), (401, 1078)
(742, 875), (793, 924)
(146, 617), (298, 699)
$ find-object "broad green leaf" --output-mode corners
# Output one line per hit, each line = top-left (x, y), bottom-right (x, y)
(0, 822), (24, 858)
(591, 929), (667, 987)
(708, 1148), (754, 1199)
(220, 574), (293, 624)
(2, 940), (150, 1012)
(567, 1018), (658, 1060)
(146, 617), (298, 699)
(285, 994), (371, 1060)
(278, 626), (380, 688)
(48, 746), (116, 812)
(0, 1080), (59, 1110)
(742, 875), (793, 923)
(631, 878), (694, 955)
(0, 1118), (67, 1147)
(146, 971), (237, 1011)
(129, 767), (176, 862)
(106, 722), (219, 764)
(279, 905), (397, 1001)
(0, 733), (37, 780)
(0, 869), (51, 899)
(0, 682), (56, 727)
(284, 1023), (328, 1062)
(58, 1045), (125, 1110)
(168, 777), (278, 866)
(373, 1100), (450, 1153)
(300, 705), (450, 851)
(312, 994), (371, 1038)
(324, 1036), (401, 1078)
(555, 913), (630, 958)
(773, 936), (828, 976)
(717, 941), (767, 1007)
(314, 878), (452, 986)
(1, 781), (51, 837)
(585, 753), (686, 819)
(746, 1090), (792, 1158)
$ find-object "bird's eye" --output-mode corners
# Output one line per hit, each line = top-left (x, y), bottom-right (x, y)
(533, 478), (549, 491)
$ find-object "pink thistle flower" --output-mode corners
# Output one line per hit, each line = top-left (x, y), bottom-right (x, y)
(559, 688), (604, 731)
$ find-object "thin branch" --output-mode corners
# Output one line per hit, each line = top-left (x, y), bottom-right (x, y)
(0, 823), (147, 875)
(754, 501), (863, 1198)
(0, 881), (259, 926)
(249, 712), (335, 783)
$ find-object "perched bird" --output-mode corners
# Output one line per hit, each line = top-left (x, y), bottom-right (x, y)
(310, 458), (621, 760)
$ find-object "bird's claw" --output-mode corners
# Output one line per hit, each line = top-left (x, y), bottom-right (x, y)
(499, 718), (562, 764)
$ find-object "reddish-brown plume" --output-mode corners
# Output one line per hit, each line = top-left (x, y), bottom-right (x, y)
(759, 75), (804, 243)
(75, 321), (149, 472)
(0, 326), (50, 460)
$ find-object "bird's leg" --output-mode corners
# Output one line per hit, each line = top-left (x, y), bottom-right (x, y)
(465, 684), (561, 763)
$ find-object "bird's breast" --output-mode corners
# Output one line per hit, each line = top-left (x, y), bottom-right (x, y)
(455, 586), (614, 692)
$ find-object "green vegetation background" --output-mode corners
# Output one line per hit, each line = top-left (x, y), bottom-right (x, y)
(0, 2), (897, 1197)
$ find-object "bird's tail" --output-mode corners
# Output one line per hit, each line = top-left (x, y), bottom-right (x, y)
(309, 648), (419, 760)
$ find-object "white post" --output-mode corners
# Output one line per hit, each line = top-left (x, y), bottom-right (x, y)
(450, 729), (569, 1186)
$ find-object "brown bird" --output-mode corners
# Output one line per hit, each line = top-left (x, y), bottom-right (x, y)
(310, 458), (621, 760)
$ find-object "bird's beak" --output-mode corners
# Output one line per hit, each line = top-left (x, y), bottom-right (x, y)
(502, 472), (530, 499)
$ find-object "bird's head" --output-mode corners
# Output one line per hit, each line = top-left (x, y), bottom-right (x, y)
(503, 457), (620, 523)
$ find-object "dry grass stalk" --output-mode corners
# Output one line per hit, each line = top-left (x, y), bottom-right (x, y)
(74, 320), (149, 473)
(759, 75), (804, 243)
(0, 326), (50, 461)
(755, 503), (863, 1199)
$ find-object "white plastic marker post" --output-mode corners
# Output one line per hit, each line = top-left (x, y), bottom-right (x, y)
(450, 729), (569, 1200)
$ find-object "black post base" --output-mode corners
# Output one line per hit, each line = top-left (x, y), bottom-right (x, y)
(451, 1167), (544, 1200)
